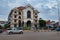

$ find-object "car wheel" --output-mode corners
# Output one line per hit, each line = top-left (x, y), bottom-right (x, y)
(19, 31), (23, 34)
(9, 32), (13, 34)
(0, 31), (3, 33)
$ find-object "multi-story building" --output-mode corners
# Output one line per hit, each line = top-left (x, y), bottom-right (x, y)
(8, 4), (39, 28)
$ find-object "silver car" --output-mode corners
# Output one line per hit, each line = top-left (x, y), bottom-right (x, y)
(6, 27), (23, 34)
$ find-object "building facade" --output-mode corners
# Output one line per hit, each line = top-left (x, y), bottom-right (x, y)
(8, 4), (39, 28)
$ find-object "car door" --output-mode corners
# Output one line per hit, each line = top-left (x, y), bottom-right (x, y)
(12, 28), (16, 33)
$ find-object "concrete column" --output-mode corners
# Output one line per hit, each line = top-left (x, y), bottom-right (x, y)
(11, 24), (14, 28)
(31, 22), (34, 27)
(17, 24), (19, 27)
(24, 22), (26, 27)
(31, 22), (34, 30)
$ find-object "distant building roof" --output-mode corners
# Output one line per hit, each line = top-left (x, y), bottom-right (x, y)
(46, 20), (50, 24)
(0, 21), (7, 24)
(17, 6), (24, 10)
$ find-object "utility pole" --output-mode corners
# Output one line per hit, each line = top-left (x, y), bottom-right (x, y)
(57, 0), (60, 26)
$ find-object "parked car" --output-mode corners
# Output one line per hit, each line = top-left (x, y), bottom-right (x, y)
(6, 27), (23, 34)
(55, 27), (60, 31)
(50, 28), (55, 31)
(0, 29), (3, 33)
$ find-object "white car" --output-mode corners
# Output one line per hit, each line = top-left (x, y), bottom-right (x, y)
(6, 27), (23, 34)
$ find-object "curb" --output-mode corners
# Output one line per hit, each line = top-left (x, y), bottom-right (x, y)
(23, 30), (56, 32)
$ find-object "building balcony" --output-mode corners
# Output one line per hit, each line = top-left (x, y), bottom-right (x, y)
(13, 18), (18, 20)
(18, 14), (22, 16)
(34, 22), (37, 25)
(11, 21), (18, 24)
(34, 18), (37, 20)
(13, 13), (18, 15)
(34, 15), (38, 16)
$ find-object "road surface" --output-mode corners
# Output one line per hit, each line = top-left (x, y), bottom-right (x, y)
(0, 31), (60, 40)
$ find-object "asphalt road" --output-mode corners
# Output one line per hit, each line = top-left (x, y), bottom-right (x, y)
(0, 31), (60, 40)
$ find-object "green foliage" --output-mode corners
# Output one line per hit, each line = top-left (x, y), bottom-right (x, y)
(4, 23), (10, 29)
(0, 25), (3, 29)
(53, 26), (57, 29)
(39, 19), (46, 28)
(23, 26), (30, 30)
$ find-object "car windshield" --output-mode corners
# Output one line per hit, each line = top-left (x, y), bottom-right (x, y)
(7, 27), (22, 30)
(7, 28), (12, 30)
(17, 27), (22, 30)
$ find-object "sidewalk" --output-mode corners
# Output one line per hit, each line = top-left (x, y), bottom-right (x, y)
(23, 30), (56, 32)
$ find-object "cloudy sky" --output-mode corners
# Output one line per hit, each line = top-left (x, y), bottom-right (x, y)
(0, 0), (60, 21)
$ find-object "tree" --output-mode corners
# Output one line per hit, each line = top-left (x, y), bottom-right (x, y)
(0, 25), (3, 29)
(39, 18), (46, 29)
(4, 23), (10, 29)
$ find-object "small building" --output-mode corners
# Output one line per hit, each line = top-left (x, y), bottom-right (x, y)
(46, 20), (56, 27)
(50, 21), (55, 27)
(8, 4), (39, 28)
(54, 22), (59, 27)
(46, 20), (51, 27)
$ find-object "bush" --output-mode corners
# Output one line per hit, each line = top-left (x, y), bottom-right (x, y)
(23, 26), (30, 30)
